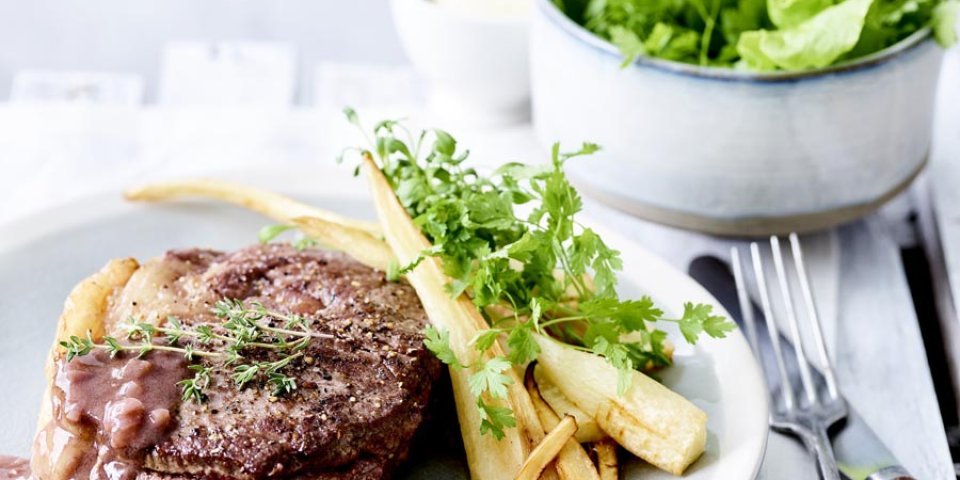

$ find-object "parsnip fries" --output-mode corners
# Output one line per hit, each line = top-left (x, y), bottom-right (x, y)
(291, 216), (393, 271)
(533, 367), (606, 444)
(525, 367), (602, 480)
(516, 415), (578, 480)
(360, 153), (549, 480)
(125, 179), (381, 236)
(594, 440), (619, 480)
(124, 179), (395, 271)
(535, 335), (708, 475)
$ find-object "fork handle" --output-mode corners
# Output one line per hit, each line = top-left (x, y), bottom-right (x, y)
(808, 426), (841, 480)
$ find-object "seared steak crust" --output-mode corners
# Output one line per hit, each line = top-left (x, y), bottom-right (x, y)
(105, 244), (440, 480)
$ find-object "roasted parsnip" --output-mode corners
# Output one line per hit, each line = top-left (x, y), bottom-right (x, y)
(124, 179), (382, 236)
(360, 153), (549, 480)
(535, 334), (707, 475)
(525, 367), (602, 480)
(516, 416), (578, 480)
(125, 179), (396, 271)
(291, 216), (394, 271)
(593, 439), (619, 480)
(533, 366), (606, 444)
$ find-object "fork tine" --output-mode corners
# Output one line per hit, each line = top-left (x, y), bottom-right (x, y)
(789, 233), (840, 400)
(750, 242), (795, 411)
(731, 247), (760, 356)
(771, 235), (819, 406)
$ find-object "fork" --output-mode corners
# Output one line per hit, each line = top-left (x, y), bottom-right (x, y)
(731, 233), (848, 480)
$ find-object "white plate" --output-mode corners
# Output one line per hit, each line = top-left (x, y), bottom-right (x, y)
(0, 173), (768, 479)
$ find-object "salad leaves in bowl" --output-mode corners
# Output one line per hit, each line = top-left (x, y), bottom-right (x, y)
(554, 0), (958, 71)
(530, 0), (954, 235)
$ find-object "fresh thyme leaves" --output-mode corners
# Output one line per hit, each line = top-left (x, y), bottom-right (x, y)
(179, 365), (212, 402)
(341, 109), (735, 438)
(60, 330), (220, 362)
(59, 299), (328, 402)
(61, 332), (94, 361)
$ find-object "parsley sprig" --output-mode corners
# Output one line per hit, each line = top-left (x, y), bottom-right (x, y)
(341, 109), (735, 438)
(59, 299), (330, 401)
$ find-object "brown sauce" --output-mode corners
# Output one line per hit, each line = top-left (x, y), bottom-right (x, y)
(0, 456), (30, 480)
(46, 349), (188, 480)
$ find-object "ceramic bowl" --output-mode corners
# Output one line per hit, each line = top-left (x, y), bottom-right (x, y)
(390, 0), (531, 126)
(531, 0), (945, 235)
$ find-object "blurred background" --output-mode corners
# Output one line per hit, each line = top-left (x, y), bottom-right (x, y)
(0, 0), (402, 104)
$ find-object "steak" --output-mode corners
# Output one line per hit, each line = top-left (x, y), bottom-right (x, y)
(47, 244), (442, 480)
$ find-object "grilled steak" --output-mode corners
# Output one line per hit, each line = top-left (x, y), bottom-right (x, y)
(39, 244), (442, 480)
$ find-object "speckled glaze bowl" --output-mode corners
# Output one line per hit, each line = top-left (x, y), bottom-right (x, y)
(531, 0), (945, 236)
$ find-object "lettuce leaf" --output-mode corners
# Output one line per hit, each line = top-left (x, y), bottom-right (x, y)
(580, 0), (954, 71)
(737, 0), (875, 70)
(933, 0), (960, 46)
(721, 0), (769, 44)
(767, 0), (833, 28)
(609, 25), (648, 66)
(607, 23), (703, 65)
(643, 23), (703, 61)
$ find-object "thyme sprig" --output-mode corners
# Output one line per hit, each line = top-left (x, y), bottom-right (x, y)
(59, 299), (328, 402)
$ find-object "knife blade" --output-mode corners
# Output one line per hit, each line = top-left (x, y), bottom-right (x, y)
(688, 256), (913, 480)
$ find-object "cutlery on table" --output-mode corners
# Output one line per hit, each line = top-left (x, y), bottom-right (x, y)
(725, 234), (915, 480)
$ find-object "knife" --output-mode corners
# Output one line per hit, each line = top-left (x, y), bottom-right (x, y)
(688, 256), (914, 480)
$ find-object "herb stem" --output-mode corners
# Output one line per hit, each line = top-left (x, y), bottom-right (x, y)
(150, 345), (221, 356)
(537, 315), (588, 330)
(259, 309), (334, 339)
(155, 325), (234, 344)
(268, 351), (304, 370)
(94, 343), (222, 358)
(549, 304), (581, 317)
(259, 322), (334, 339)
(699, 0), (720, 66)
(555, 248), (588, 298)
(169, 323), (319, 349)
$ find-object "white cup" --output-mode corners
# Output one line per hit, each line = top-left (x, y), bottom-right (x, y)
(390, 0), (532, 127)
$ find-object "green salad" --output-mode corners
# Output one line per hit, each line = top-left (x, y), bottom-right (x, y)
(553, 0), (959, 71)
